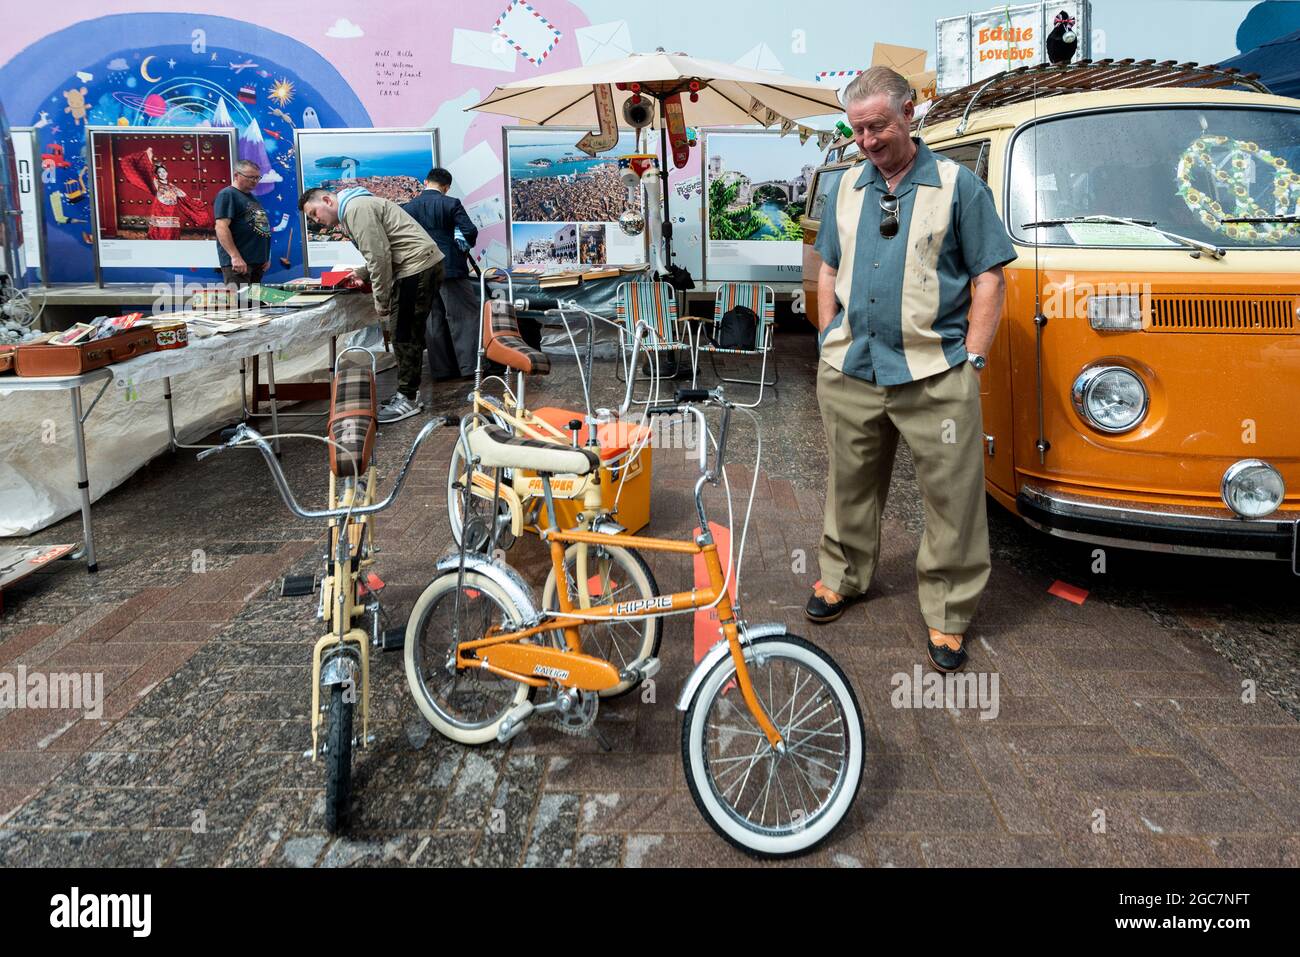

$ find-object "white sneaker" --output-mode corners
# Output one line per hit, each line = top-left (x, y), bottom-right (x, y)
(377, 393), (422, 423)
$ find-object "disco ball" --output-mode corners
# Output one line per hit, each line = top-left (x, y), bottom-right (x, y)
(619, 209), (645, 236)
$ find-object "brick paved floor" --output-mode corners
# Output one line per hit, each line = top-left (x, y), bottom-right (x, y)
(1, 329), (1297, 867)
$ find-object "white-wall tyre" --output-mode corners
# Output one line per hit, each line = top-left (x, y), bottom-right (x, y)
(682, 634), (863, 858)
(405, 569), (531, 745)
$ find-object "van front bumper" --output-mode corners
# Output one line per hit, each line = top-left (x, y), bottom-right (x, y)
(1016, 484), (1299, 571)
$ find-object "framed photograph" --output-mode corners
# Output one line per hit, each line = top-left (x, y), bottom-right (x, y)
(503, 126), (647, 268)
(87, 127), (236, 270)
(10, 128), (46, 285)
(701, 129), (822, 282)
(295, 127), (440, 269)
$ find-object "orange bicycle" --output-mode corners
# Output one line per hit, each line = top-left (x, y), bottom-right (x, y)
(405, 387), (865, 857)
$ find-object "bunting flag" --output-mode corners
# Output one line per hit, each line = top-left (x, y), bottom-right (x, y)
(797, 126), (812, 145)
(762, 107), (779, 128)
(778, 118), (795, 137)
(816, 130), (835, 151)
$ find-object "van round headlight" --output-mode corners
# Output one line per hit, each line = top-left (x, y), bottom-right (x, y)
(1221, 460), (1285, 519)
(1071, 366), (1148, 434)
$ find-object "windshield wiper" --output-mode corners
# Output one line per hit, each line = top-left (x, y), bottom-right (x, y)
(1020, 214), (1226, 260)
(1220, 216), (1300, 224)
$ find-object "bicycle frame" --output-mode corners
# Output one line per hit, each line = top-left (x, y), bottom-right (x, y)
(451, 396), (783, 750)
(452, 524), (783, 749)
(309, 474), (374, 760)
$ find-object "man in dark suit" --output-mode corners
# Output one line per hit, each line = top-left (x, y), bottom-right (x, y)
(402, 167), (480, 380)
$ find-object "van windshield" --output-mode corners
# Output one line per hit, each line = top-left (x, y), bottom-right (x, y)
(1008, 106), (1300, 249)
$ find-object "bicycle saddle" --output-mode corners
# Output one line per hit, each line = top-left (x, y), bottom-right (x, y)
(482, 299), (550, 375)
(466, 424), (599, 476)
(328, 364), (378, 477)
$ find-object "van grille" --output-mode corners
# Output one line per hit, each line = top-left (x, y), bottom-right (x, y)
(1148, 295), (1298, 333)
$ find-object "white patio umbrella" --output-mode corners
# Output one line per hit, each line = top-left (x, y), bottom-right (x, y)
(468, 50), (845, 127)
(468, 50), (845, 268)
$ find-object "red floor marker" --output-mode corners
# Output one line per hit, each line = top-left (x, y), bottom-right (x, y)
(692, 522), (734, 663)
(1048, 580), (1089, 605)
(586, 574), (616, 597)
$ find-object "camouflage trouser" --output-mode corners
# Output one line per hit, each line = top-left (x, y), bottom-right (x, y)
(391, 263), (442, 399)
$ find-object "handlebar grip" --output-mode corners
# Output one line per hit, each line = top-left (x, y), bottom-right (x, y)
(647, 406), (680, 417)
(196, 446), (224, 462)
(674, 388), (711, 403)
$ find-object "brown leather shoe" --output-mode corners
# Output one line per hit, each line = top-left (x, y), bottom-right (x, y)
(925, 628), (968, 673)
(804, 583), (851, 624)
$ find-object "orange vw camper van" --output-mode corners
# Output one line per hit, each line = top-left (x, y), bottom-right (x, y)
(803, 60), (1300, 570)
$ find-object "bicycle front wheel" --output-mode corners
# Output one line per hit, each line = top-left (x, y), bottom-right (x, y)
(682, 634), (863, 858)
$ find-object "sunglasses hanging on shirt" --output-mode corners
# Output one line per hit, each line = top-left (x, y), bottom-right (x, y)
(879, 193), (900, 239)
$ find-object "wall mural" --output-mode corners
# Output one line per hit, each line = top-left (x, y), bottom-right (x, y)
(0, 14), (365, 283)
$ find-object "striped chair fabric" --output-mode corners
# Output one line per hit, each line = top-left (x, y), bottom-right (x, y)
(698, 282), (775, 355)
(616, 281), (684, 351)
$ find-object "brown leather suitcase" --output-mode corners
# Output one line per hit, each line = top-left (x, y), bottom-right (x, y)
(0, 346), (14, 375)
(14, 327), (157, 377)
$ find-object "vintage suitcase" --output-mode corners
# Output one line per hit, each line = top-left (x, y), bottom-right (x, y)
(14, 327), (157, 377)
(0, 346), (15, 375)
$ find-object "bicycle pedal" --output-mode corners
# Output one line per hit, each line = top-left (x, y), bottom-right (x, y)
(496, 701), (535, 743)
(620, 657), (661, 685)
(280, 575), (318, 598)
(379, 627), (405, 652)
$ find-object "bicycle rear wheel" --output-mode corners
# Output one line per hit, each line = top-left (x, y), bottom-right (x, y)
(541, 542), (659, 698)
(405, 569), (532, 745)
(682, 634), (863, 858)
(447, 444), (511, 551)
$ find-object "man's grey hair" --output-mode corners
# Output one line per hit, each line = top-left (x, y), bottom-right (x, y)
(842, 66), (914, 114)
(235, 159), (262, 175)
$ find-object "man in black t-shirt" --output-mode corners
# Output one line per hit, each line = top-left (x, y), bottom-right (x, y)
(214, 160), (272, 284)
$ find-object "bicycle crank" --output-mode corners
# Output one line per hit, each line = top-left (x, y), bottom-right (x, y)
(548, 687), (599, 736)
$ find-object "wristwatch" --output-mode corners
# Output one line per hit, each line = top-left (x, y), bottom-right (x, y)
(967, 352), (987, 370)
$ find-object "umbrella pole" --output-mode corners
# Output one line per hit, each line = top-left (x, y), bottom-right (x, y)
(658, 102), (674, 274)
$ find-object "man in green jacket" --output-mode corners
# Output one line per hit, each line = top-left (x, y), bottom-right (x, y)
(299, 186), (445, 423)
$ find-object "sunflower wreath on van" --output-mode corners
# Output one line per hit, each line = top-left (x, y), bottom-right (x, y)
(1176, 135), (1300, 243)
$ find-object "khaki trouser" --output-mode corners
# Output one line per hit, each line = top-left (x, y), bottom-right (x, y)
(816, 359), (990, 635)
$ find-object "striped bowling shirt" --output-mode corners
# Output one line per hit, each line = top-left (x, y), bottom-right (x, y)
(813, 138), (1016, 385)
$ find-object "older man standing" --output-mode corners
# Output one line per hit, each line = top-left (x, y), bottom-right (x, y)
(806, 66), (1016, 673)
(214, 160), (271, 285)
(299, 185), (444, 423)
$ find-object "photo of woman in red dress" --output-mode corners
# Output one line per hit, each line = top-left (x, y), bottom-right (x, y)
(118, 146), (214, 239)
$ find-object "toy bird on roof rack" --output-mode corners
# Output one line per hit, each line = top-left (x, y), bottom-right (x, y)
(1047, 10), (1079, 66)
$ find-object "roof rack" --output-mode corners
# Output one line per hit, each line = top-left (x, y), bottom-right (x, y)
(917, 59), (1272, 135)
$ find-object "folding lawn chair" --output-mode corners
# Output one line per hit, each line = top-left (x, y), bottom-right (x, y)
(692, 282), (777, 407)
(614, 280), (694, 401)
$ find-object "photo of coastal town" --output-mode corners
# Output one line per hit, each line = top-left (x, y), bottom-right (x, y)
(296, 129), (439, 250)
(703, 131), (822, 279)
(504, 128), (646, 267)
